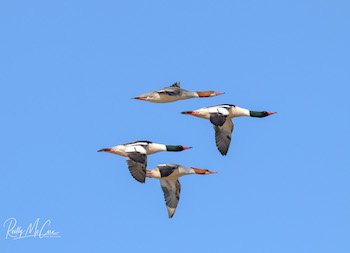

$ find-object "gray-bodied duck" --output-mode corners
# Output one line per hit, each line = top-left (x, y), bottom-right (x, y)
(133, 82), (224, 103)
(146, 164), (216, 218)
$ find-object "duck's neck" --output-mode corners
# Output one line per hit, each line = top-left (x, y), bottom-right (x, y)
(181, 90), (199, 98)
(166, 145), (184, 152)
(147, 143), (167, 154)
(249, 111), (269, 118)
(233, 106), (250, 117)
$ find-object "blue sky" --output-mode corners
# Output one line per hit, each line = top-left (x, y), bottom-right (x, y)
(1, 0), (349, 252)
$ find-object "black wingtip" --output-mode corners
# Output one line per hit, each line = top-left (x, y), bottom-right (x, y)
(219, 150), (228, 156)
(171, 82), (180, 88)
(132, 176), (146, 184)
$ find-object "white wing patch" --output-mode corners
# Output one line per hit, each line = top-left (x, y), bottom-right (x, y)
(125, 145), (147, 154)
(208, 106), (229, 115)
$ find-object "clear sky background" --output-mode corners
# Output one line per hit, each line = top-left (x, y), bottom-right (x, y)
(1, 0), (349, 252)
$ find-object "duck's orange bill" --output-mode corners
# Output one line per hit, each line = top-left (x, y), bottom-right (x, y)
(192, 168), (217, 174)
(196, 91), (224, 97)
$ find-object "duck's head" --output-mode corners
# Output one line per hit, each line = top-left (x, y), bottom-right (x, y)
(249, 111), (277, 118)
(191, 168), (217, 175)
(166, 145), (192, 152)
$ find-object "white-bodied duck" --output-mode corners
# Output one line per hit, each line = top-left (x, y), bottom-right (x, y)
(146, 164), (216, 218)
(98, 141), (191, 183)
(133, 82), (224, 103)
(182, 104), (276, 156)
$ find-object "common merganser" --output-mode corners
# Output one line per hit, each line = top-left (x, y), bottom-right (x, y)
(146, 164), (216, 218)
(182, 104), (276, 156)
(98, 141), (192, 183)
(133, 82), (224, 103)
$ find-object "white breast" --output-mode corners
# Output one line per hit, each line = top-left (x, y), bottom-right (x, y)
(147, 143), (167, 154)
(232, 106), (250, 117)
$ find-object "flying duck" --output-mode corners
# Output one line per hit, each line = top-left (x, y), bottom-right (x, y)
(133, 82), (224, 103)
(181, 104), (276, 156)
(98, 141), (191, 183)
(146, 164), (216, 218)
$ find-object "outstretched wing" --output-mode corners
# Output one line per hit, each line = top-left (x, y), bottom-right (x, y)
(160, 179), (181, 218)
(158, 164), (179, 177)
(170, 82), (180, 88)
(125, 145), (148, 183)
(209, 107), (230, 127)
(210, 113), (227, 126)
(213, 119), (234, 156)
(158, 82), (181, 96)
(208, 107), (233, 155)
